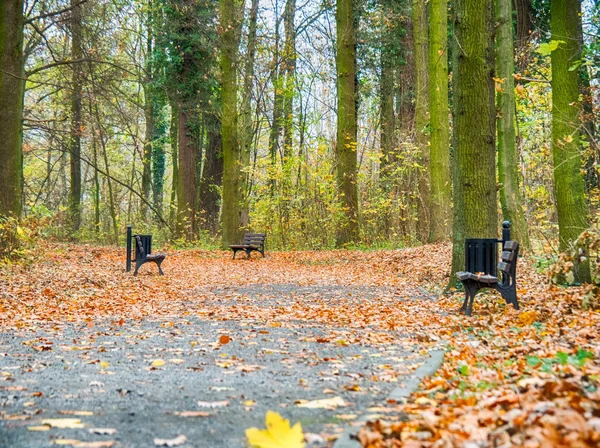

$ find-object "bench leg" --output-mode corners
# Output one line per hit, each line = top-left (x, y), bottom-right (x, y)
(244, 249), (252, 259)
(134, 260), (143, 276)
(232, 249), (238, 260)
(498, 287), (518, 310)
(155, 259), (164, 276)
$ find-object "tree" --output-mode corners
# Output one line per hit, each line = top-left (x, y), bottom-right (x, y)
(449, 0), (497, 280)
(220, 0), (244, 247)
(0, 0), (24, 218)
(550, 0), (591, 282)
(335, 0), (359, 246)
(69, 0), (83, 232)
(412, 0), (429, 242)
(495, 0), (530, 248)
(282, 0), (296, 158)
(428, 0), (451, 241)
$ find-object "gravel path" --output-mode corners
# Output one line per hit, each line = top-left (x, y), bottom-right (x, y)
(1, 284), (429, 448)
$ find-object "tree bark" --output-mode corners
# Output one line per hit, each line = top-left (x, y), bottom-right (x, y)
(220, 0), (244, 247)
(169, 102), (178, 226)
(335, 0), (359, 246)
(0, 0), (25, 218)
(450, 0), (498, 281)
(198, 114), (223, 233)
(428, 0), (451, 241)
(379, 39), (395, 179)
(550, 0), (590, 282)
(282, 0), (296, 159)
(176, 107), (196, 240)
(69, 0), (83, 232)
(412, 0), (430, 243)
(496, 0), (530, 248)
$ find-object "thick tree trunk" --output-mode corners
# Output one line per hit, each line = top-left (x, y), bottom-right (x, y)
(176, 107), (196, 240)
(428, 0), (451, 241)
(496, 0), (530, 248)
(412, 0), (430, 243)
(450, 0), (498, 281)
(69, 0), (83, 232)
(514, 0), (533, 51)
(198, 115), (223, 233)
(0, 0), (24, 218)
(550, 0), (590, 282)
(335, 0), (359, 246)
(282, 0), (296, 158)
(220, 0), (244, 247)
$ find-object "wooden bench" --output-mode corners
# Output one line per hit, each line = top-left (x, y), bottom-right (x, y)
(456, 222), (520, 316)
(126, 225), (166, 276)
(229, 233), (266, 259)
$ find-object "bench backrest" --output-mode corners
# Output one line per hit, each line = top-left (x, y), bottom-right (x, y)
(498, 241), (519, 283)
(465, 238), (498, 276)
(126, 225), (152, 272)
(242, 233), (266, 247)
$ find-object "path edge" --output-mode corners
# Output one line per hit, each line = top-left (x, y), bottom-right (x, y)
(332, 349), (445, 448)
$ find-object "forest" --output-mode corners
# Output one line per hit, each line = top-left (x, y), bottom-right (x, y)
(0, 0), (598, 283)
(2, 1), (600, 447)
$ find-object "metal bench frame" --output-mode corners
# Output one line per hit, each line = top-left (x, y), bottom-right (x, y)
(126, 225), (166, 276)
(456, 221), (520, 316)
(229, 233), (266, 259)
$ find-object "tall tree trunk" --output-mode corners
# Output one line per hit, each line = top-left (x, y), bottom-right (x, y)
(142, 96), (153, 221)
(379, 44), (395, 180)
(152, 96), (166, 219)
(240, 0), (259, 175)
(220, 0), (244, 247)
(69, 0), (83, 232)
(449, 0), (498, 280)
(412, 0), (430, 242)
(169, 103), (178, 227)
(335, 0), (359, 246)
(198, 114), (223, 233)
(550, 0), (590, 282)
(268, 5), (283, 188)
(282, 0), (296, 158)
(428, 0), (451, 241)
(514, 0), (533, 51)
(176, 107), (196, 240)
(0, 0), (24, 218)
(496, 0), (530, 248)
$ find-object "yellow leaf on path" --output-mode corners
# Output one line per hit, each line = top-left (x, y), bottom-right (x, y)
(296, 396), (346, 410)
(246, 411), (305, 448)
(244, 400), (256, 406)
(169, 359), (184, 365)
(152, 359), (165, 368)
(27, 425), (50, 431)
(41, 418), (86, 428)
(100, 361), (109, 369)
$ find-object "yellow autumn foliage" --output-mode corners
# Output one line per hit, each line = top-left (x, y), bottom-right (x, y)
(246, 411), (305, 448)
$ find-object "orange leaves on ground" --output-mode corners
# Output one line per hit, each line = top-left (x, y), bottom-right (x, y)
(219, 335), (231, 345)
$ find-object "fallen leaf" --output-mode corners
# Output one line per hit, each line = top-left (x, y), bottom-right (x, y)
(296, 396), (346, 410)
(246, 411), (305, 448)
(88, 428), (117, 435)
(27, 425), (50, 431)
(151, 359), (165, 368)
(197, 400), (229, 408)
(58, 411), (94, 417)
(219, 335), (231, 345)
(41, 418), (86, 429)
(153, 434), (187, 447)
(174, 411), (210, 418)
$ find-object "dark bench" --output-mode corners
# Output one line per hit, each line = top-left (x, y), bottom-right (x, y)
(456, 221), (520, 316)
(229, 233), (266, 259)
(126, 225), (166, 276)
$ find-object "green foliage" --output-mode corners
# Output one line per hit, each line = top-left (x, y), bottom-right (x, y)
(535, 40), (564, 56)
(0, 214), (52, 264)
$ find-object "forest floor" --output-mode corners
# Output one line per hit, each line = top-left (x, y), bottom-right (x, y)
(0, 243), (599, 448)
